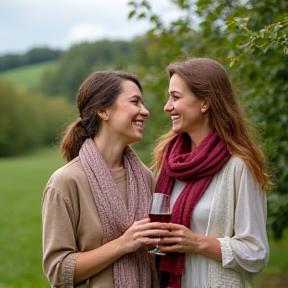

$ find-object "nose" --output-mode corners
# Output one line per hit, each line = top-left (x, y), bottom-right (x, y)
(164, 98), (173, 112)
(140, 104), (150, 118)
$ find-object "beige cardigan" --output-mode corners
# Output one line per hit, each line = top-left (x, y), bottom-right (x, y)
(42, 156), (155, 288)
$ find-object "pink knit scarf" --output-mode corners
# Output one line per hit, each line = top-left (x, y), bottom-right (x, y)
(79, 139), (152, 287)
(156, 131), (230, 287)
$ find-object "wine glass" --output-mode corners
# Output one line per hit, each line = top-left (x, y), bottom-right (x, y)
(148, 193), (171, 255)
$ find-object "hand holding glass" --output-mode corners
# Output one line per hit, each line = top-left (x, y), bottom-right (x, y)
(148, 193), (171, 255)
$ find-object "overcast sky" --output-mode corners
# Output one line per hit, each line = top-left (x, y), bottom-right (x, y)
(0, 0), (178, 56)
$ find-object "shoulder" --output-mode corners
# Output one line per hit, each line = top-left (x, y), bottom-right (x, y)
(224, 156), (248, 176)
(50, 156), (84, 181)
(217, 156), (250, 188)
(226, 155), (246, 167)
(220, 156), (261, 194)
(44, 156), (87, 197)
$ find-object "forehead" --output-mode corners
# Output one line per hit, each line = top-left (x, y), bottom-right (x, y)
(118, 80), (142, 98)
(169, 73), (188, 91)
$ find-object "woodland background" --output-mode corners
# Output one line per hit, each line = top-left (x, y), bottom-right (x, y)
(0, 0), (287, 287)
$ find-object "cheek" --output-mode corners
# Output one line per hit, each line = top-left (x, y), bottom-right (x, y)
(123, 104), (137, 113)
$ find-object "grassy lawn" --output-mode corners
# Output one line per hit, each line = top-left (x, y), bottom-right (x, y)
(0, 61), (58, 91)
(0, 147), (287, 287)
(251, 232), (288, 287)
(0, 147), (64, 288)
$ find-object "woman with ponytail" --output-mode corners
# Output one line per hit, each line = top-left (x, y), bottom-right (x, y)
(153, 58), (269, 288)
(42, 70), (167, 287)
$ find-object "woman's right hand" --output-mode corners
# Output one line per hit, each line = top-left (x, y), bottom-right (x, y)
(74, 218), (168, 283)
(118, 218), (170, 253)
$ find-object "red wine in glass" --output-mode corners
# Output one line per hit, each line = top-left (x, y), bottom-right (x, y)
(149, 213), (172, 223)
(148, 193), (171, 255)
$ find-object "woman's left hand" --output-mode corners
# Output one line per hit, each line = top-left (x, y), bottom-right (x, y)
(157, 223), (205, 254)
(158, 223), (222, 262)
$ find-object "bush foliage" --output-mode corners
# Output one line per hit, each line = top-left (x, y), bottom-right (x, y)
(0, 79), (75, 156)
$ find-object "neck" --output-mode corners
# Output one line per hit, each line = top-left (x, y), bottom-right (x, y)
(93, 135), (125, 170)
(188, 128), (211, 151)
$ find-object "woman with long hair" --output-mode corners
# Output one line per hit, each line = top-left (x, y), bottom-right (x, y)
(42, 70), (167, 287)
(153, 58), (269, 287)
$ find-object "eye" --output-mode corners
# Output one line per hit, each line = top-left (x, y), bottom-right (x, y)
(169, 94), (179, 101)
(131, 97), (143, 106)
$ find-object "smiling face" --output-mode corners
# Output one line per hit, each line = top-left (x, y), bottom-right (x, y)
(164, 73), (209, 139)
(103, 80), (149, 145)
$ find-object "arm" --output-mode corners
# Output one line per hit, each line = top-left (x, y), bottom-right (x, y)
(42, 187), (78, 286)
(42, 188), (168, 285)
(74, 218), (168, 284)
(220, 162), (269, 272)
(158, 223), (222, 262)
(158, 159), (269, 272)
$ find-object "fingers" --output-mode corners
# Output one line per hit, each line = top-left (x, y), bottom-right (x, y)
(132, 218), (151, 226)
(158, 243), (182, 253)
(157, 235), (187, 253)
(134, 227), (170, 240)
(165, 222), (185, 230)
(131, 219), (171, 249)
(159, 235), (182, 244)
(138, 236), (161, 246)
(157, 230), (200, 254)
(132, 219), (169, 233)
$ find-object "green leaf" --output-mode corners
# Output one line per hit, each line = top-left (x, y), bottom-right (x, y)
(128, 10), (136, 19)
(137, 12), (147, 19)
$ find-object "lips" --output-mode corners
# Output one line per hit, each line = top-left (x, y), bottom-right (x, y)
(171, 115), (180, 121)
(133, 121), (144, 129)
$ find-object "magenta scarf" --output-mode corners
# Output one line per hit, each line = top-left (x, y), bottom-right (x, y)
(156, 131), (230, 286)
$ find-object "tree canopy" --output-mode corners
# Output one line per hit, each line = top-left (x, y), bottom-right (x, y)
(128, 0), (288, 238)
(0, 48), (62, 72)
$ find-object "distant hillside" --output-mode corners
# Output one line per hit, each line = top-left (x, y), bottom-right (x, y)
(0, 47), (62, 72)
(0, 61), (58, 90)
(0, 40), (139, 96)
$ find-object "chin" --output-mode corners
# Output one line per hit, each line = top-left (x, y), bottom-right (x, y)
(129, 135), (143, 145)
(172, 127), (182, 134)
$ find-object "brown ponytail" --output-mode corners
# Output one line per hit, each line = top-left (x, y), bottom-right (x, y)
(60, 118), (88, 162)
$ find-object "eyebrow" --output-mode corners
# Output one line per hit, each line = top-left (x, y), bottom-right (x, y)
(130, 95), (144, 102)
(168, 90), (181, 96)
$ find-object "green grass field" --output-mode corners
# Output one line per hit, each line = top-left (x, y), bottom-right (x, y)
(0, 147), (64, 288)
(0, 147), (287, 287)
(0, 61), (58, 91)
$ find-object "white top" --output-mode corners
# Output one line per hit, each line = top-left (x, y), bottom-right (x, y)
(171, 178), (216, 288)
(169, 156), (269, 288)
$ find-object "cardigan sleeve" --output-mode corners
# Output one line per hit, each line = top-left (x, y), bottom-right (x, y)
(218, 161), (269, 273)
(42, 186), (79, 287)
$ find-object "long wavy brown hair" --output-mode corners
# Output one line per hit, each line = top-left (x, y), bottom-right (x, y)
(60, 70), (142, 162)
(152, 58), (269, 192)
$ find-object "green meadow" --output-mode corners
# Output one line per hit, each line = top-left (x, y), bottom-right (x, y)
(0, 147), (288, 287)
(0, 147), (64, 288)
(0, 61), (58, 90)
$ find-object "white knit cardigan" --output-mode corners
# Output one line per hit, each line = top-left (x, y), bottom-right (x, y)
(205, 156), (269, 288)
